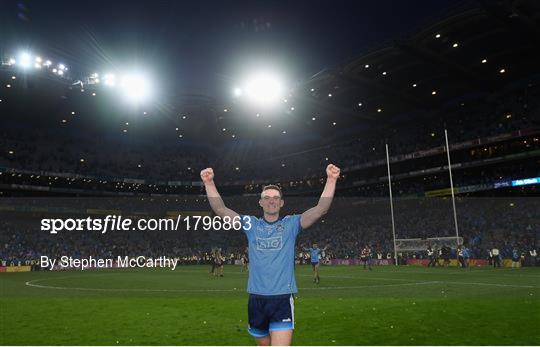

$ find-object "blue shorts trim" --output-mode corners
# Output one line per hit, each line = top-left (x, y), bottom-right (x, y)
(269, 321), (294, 331)
(248, 326), (269, 338)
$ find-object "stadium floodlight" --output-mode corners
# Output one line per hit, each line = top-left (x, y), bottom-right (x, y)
(35, 56), (42, 63)
(8, 58), (16, 65)
(241, 72), (284, 107)
(44, 60), (52, 67)
(57, 69), (64, 76)
(233, 87), (243, 97)
(104, 73), (116, 87)
(18, 52), (31, 68)
(120, 72), (153, 103)
(90, 73), (100, 84)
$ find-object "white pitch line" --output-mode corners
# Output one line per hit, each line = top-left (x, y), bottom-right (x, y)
(25, 281), (238, 293)
(300, 281), (440, 290)
(23, 267), (540, 294)
(391, 268), (540, 278)
(440, 280), (539, 289)
(25, 278), (438, 293)
(173, 269), (417, 282)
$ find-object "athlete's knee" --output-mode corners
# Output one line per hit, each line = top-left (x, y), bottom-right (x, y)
(255, 335), (271, 346)
(269, 329), (293, 346)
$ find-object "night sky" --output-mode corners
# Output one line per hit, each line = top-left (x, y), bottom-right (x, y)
(1, 0), (456, 100)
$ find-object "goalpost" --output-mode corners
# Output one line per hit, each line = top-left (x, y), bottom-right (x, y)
(385, 129), (461, 264)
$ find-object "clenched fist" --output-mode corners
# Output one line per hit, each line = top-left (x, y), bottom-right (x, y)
(200, 168), (215, 184)
(326, 164), (340, 180)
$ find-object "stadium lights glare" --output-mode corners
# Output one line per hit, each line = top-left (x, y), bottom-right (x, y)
(233, 87), (243, 97)
(8, 58), (16, 65)
(104, 73), (116, 87)
(238, 72), (284, 107)
(19, 52), (31, 68)
(120, 72), (153, 103)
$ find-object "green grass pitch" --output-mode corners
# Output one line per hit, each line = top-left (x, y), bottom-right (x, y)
(1, 265), (539, 345)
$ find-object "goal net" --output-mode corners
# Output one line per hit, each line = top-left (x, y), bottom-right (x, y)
(395, 236), (463, 252)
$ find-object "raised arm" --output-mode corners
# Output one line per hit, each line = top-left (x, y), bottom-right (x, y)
(200, 168), (240, 219)
(300, 164), (340, 229)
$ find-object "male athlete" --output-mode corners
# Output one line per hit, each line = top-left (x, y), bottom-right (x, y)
(427, 244), (437, 267)
(304, 243), (328, 284)
(201, 164), (340, 346)
(360, 244), (372, 270)
(212, 248), (224, 277)
(241, 247), (249, 272)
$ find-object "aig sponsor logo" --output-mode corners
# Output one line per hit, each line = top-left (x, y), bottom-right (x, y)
(256, 236), (283, 251)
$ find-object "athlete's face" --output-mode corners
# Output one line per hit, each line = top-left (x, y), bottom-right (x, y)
(259, 189), (284, 215)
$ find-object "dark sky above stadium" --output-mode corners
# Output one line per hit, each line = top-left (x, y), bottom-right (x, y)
(1, 0), (455, 100)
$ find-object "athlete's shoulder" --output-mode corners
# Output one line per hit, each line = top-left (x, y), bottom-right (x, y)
(283, 214), (302, 226)
(282, 214), (302, 222)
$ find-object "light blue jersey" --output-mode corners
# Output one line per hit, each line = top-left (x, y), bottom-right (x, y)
(309, 248), (321, 263)
(241, 215), (302, 295)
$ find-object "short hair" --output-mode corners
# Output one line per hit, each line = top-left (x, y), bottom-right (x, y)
(261, 184), (282, 198)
